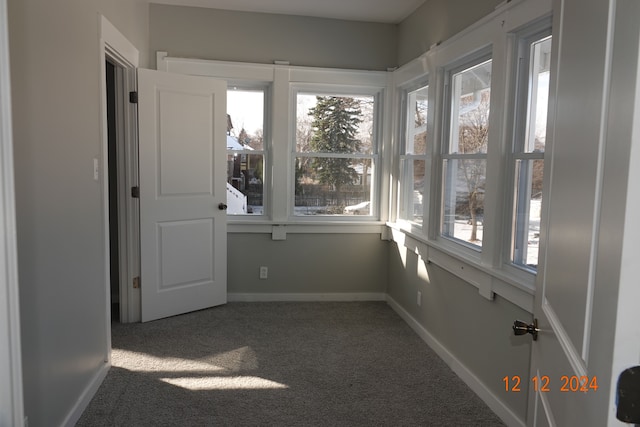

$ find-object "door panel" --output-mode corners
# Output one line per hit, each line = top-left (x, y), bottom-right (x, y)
(138, 68), (227, 322)
(530, 0), (607, 418)
(157, 90), (214, 196)
(158, 219), (214, 290)
(529, 0), (639, 425)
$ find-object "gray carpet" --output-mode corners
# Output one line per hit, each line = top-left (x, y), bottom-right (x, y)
(77, 302), (505, 426)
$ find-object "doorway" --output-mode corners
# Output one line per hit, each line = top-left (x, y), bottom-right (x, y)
(105, 60), (118, 320)
(104, 57), (126, 323)
(100, 16), (141, 323)
(105, 59), (124, 322)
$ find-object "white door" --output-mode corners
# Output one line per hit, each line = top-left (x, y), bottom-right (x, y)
(137, 68), (227, 322)
(527, 0), (640, 425)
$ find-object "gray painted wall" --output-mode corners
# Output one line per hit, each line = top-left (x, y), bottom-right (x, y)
(149, 4), (398, 71)
(229, 234), (388, 295)
(396, 0), (503, 66)
(7, 0), (148, 424)
(149, 2), (502, 71)
(387, 243), (532, 418)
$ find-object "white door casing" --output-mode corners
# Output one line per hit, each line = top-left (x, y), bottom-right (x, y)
(529, 0), (640, 425)
(0, 0), (24, 423)
(138, 68), (227, 322)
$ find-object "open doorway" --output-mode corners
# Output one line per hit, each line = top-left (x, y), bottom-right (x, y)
(102, 53), (140, 323)
(100, 15), (141, 323)
(105, 59), (121, 321)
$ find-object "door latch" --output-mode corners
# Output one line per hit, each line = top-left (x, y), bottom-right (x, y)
(513, 319), (539, 341)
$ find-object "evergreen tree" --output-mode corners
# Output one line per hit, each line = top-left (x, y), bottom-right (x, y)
(308, 96), (362, 207)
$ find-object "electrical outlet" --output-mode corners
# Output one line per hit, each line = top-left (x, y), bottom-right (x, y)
(417, 291), (422, 307)
(259, 266), (268, 279)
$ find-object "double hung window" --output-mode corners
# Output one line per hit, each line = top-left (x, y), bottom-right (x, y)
(226, 87), (267, 216)
(294, 91), (378, 217)
(441, 56), (492, 249)
(510, 32), (552, 271)
(399, 84), (429, 225)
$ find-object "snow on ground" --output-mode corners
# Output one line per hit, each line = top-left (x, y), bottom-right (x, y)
(451, 198), (541, 266)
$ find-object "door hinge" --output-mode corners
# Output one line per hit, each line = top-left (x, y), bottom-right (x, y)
(129, 91), (138, 104)
(131, 186), (140, 198)
(133, 276), (140, 289)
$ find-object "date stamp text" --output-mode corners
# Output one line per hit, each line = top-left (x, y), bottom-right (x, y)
(503, 375), (598, 393)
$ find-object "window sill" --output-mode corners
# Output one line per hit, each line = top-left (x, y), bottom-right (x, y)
(387, 221), (535, 313)
(227, 220), (388, 239)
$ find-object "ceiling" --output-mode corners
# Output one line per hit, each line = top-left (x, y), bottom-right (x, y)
(148, 0), (428, 24)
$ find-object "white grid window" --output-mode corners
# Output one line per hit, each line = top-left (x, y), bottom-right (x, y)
(510, 33), (552, 271)
(226, 87), (267, 216)
(441, 56), (492, 250)
(400, 84), (429, 225)
(294, 91), (378, 217)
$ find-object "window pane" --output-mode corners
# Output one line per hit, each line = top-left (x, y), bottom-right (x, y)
(227, 88), (264, 150)
(512, 159), (544, 269)
(449, 60), (492, 154)
(226, 88), (265, 215)
(226, 153), (264, 215)
(406, 85), (429, 155)
(296, 94), (375, 155)
(295, 157), (372, 216)
(509, 34), (551, 271)
(442, 159), (485, 247)
(525, 37), (552, 153)
(403, 158), (426, 224)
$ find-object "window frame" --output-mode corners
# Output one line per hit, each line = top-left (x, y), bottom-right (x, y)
(437, 49), (494, 257)
(290, 83), (384, 221)
(389, 1), (552, 310)
(225, 83), (271, 218)
(155, 56), (388, 229)
(502, 21), (553, 279)
(398, 80), (430, 228)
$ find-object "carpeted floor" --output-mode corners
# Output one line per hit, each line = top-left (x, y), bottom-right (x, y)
(77, 302), (505, 426)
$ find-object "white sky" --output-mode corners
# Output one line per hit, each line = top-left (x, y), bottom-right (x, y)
(536, 72), (550, 141)
(227, 89), (264, 136)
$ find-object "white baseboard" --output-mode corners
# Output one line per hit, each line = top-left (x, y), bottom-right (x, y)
(386, 295), (525, 427)
(228, 292), (387, 302)
(62, 361), (110, 427)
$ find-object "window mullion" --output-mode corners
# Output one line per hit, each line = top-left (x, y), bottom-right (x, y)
(443, 153), (488, 160)
(271, 67), (291, 221)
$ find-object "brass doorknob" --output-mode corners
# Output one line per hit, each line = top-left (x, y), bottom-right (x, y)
(513, 319), (539, 341)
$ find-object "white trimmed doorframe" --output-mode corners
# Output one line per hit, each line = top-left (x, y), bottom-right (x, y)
(99, 15), (140, 332)
(0, 0), (24, 424)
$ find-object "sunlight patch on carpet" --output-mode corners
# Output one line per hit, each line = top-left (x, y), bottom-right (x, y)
(159, 376), (289, 390)
(113, 349), (227, 373)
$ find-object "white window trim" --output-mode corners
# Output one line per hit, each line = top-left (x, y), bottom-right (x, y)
(397, 79), (430, 230)
(500, 21), (552, 283)
(291, 83), (383, 221)
(389, 0), (552, 311)
(226, 83), (271, 220)
(438, 51), (493, 261)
